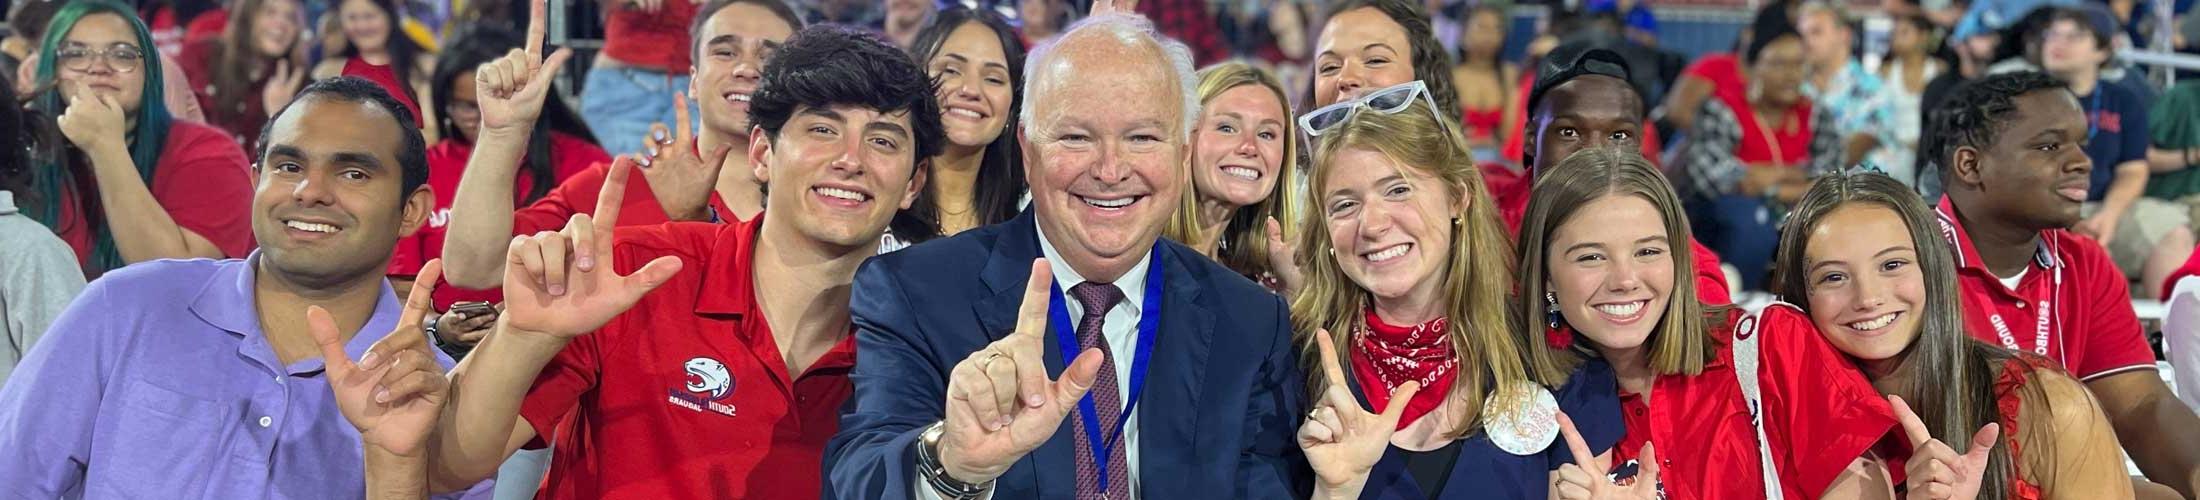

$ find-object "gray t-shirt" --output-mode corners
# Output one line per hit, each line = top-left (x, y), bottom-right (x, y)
(0, 191), (87, 388)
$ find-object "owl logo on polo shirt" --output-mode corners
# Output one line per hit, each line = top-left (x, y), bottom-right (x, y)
(667, 357), (738, 417)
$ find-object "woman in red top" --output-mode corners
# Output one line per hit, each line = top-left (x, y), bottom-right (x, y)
(1449, 4), (1515, 151)
(394, 26), (608, 334)
(176, 0), (307, 150)
(1520, 147), (1892, 499)
(24, 1), (254, 277)
(313, 0), (431, 140)
(1774, 172), (2134, 500)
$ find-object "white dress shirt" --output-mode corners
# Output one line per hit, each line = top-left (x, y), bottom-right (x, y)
(917, 225), (1152, 499)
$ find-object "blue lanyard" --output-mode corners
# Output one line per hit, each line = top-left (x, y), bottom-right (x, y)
(2085, 90), (2102, 142)
(1048, 244), (1164, 492)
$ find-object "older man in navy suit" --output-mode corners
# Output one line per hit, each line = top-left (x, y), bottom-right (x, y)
(822, 9), (1310, 500)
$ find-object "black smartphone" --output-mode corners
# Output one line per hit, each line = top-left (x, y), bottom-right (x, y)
(450, 301), (497, 318)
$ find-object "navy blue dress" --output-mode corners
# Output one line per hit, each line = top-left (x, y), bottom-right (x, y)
(1350, 359), (1624, 500)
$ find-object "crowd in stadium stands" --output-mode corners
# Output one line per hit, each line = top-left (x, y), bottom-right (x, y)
(6, 0), (2200, 498)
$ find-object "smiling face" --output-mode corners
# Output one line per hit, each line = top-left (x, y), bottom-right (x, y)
(1802, 204), (1928, 363)
(1312, 7), (1416, 109)
(930, 21), (1013, 150)
(1022, 39), (1187, 277)
(252, 0), (302, 58)
(55, 13), (148, 115)
(1320, 147), (1458, 305)
(753, 104), (927, 249)
(338, 0), (390, 54)
(691, 2), (797, 139)
(252, 95), (428, 283)
(1191, 84), (1287, 209)
(1968, 89), (2092, 230)
(1544, 194), (1674, 352)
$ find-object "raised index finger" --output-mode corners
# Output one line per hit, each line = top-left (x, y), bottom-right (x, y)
(1557, 411), (1602, 474)
(306, 306), (355, 376)
(1012, 259), (1054, 338)
(525, 0), (547, 56)
(594, 156), (635, 253)
(396, 260), (444, 333)
(1312, 329), (1348, 390)
(1889, 395), (1933, 447)
(673, 91), (693, 146)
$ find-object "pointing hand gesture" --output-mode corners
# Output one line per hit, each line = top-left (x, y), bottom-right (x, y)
(936, 260), (1109, 484)
(476, 0), (574, 137)
(1299, 328), (1420, 492)
(1892, 395), (1998, 500)
(501, 158), (684, 339)
(315, 260), (451, 458)
(1553, 411), (1660, 500)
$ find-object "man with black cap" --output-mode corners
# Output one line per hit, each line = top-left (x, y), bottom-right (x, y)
(1496, 41), (1734, 304)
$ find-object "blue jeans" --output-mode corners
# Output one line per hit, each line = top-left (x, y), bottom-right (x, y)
(581, 65), (697, 158)
(1689, 194), (1780, 292)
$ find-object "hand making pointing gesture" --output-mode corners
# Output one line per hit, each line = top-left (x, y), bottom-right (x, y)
(1299, 328), (1421, 498)
(501, 157), (684, 339)
(475, 0), (574, 139)
(936, 260), (1110, 484)
(1891, 395), (1999, 500)
(1554, 411), (1660, 500)
(314, 260), (452, 459)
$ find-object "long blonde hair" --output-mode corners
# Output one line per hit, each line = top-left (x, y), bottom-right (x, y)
(1290, 97), (1530, 435)
(1515, 147), (1719, 382)
(1164, 62), (1302, 283)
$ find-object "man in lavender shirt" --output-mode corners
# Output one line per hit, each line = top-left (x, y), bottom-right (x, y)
(0, 77), (487, 499)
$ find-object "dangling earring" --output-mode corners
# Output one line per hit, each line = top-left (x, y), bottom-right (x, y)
(1544, 291), (1573, 349)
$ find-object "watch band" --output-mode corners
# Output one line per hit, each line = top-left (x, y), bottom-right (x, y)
(917, 421), (990, 499)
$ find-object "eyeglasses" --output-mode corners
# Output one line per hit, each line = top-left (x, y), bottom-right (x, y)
(55, 44), (145, 73)
(1297, 80), (1441, 138)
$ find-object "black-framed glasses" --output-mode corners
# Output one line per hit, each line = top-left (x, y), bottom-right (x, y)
(55, 43), (145, 73)
(1297, 80), (1439, 138)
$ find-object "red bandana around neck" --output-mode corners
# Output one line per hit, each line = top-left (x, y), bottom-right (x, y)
(1350, 307), (1460, 430)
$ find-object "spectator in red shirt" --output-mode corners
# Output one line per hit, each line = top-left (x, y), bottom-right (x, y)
(580, 0), (704, 158)
(312, 0), (432, 141)
(1929, 70), (2200, 497)
(1775, 171), (2132, 500)
(438, 0), (802, 291)
(176, 0), (309, 151)
(1522, 147), (1891, 499)
(423, 22), (940, 499)
(22, 1), (254, 277)
(1309, 0), (1460, 117)
(391, 25), (610, 352)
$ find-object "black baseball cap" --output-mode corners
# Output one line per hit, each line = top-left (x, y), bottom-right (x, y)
(1524, 41), (1640, 119)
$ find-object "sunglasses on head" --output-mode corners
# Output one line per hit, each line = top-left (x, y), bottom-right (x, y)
(1298, 80), (1441, 139)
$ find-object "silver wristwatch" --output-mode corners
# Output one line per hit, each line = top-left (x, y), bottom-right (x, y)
(917, 421), (990, 499)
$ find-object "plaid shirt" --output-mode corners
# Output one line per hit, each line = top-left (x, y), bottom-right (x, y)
(1684, 98), (1843, 197)
(1139, 0), (1229, 65)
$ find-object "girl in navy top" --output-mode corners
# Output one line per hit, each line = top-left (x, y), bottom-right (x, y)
(1290, 82), (1623, 500)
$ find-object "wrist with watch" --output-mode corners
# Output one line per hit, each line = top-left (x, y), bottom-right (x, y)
(917, 420), (991, 499)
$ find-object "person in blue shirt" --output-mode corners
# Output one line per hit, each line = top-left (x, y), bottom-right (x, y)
(2034, 5), (2195, 298)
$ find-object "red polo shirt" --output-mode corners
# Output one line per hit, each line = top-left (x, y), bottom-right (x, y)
(518, 218), (857, 499)
(389, 134), (608, 309)
(1936, 198), (2156, 381)
(1609, 305), (1894, 500)
(511, 159), (736, 238)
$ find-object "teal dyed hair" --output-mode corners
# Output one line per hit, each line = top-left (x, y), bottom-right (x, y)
(28, 0), (176, 274)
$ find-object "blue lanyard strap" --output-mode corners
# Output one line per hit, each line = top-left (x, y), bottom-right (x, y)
(1048, 243), (1165, 492)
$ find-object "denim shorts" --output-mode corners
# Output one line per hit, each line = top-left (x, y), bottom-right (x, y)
(581, 65), (698, 158)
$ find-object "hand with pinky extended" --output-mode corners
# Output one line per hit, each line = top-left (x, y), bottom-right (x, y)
(1892, 395), (1999, 500)
(1299, 328), (1420, 499)
(1553, 411), (1660, 500)
(500, 158), (684, 341)
(635, 91), (734, 222)
(314, 260), (451, 458)
(935, 260), (1110, 485)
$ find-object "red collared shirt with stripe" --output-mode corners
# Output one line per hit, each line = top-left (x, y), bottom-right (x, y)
(517, 218), (857, 499)
(1936, 198), (2156, 381)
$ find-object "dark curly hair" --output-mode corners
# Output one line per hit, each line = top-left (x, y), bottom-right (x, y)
(747, 25), (945, 241)
(1923, 71), (2069, 185)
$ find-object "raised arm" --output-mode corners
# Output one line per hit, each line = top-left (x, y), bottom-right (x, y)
(441, 0), (574, 288)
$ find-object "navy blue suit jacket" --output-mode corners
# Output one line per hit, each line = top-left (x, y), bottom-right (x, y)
(823, 212), (1310, 499)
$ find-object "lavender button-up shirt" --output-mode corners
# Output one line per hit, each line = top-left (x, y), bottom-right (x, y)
(0, 254), (491, 499)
